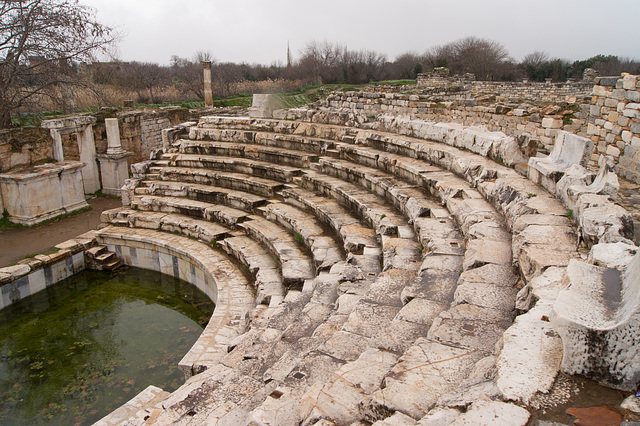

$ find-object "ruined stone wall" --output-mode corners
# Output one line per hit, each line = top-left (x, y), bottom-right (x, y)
(320, 91), (590, 151)
(470, 81), (591, 103)
(117, 107), (189, 164)
(586, 75), (640, 182)
(416, 74), (591, 103)
(0, 127), (53, 173)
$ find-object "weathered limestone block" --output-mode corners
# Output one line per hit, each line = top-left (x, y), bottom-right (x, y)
(446, 396), (530, 425)
(427, 304), (513, 354)
(553, 252), (640, 390)
(574, 193), (635, 246)
(588, 242), (638, 270)
(0, 161), (89, 226)
(365, 339), (485, 420)
(528, 131), (594, 194)
(496, 302), (563, 404)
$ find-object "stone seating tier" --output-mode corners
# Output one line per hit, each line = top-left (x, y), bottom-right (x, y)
(95, 113), (617, 424)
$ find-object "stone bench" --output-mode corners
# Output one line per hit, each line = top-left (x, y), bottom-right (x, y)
(282, 187), (382, 275)
(556, 154), (620, 211)
(147, 167), (286, 197)
(136, 180), (267, 212)
(300, 170), (421, 272)
(528, 130), (594, 194)
(130, 195), (317, 288)
(99, 208), (285, 305)
(190, 126), (339, 155)
(553, 250), (640, 390)
(179, 139), (318, 168)
(162, 153), (303, 182)
(259, 202), (346, 272)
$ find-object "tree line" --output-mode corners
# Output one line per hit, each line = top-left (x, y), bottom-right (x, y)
(2, 0), (639, 130)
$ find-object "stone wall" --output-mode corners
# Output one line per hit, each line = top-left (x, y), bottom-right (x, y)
(117, 107), (189, 164)
(0, 127), (52, 172)
(319, 91), (590, 152)
(586, 75), (640, 182)
(416, 74), (591, 103)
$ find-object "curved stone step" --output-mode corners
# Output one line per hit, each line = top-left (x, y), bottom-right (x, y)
(130, 195), (317, 288)
(188, 126), (339, 154)
(161, 152), (303, 182)
(100, 208), (284, 306)
(147, 166), (286, 197)
(136, 180), (268, 212)
(259, 201), (346, 272)
(179, 139), (318, 168)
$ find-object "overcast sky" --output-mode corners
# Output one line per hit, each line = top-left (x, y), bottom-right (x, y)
(81, 0), (640, 65)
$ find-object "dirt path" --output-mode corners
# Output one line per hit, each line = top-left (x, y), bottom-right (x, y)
(0, 197), (122, 267)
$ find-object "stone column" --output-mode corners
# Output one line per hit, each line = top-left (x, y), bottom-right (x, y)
(49, 129), (64, 162)
(98, 118), (133, 196)
(77, 124), (100, 194)
(202, 61), (213, 107)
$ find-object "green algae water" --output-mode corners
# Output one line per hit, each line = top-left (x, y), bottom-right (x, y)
(0, 267), (215, 425)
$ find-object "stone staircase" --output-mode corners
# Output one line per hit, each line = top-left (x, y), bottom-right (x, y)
(97, 110), (587, 425)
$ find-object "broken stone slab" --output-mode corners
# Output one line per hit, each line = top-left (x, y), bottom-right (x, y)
(588, 242), (639, 270)
(463, 239), (512, 271)
(515, 266), (565, 312)
(427, 304), (513, 354)
(553, 252), (640, 390)
(416, 407), (462, 424)
(401, 269), (461, 305)
(364, 339), (486, 420)
(446, 396), (530, 425)
(372, 412), (417, 425)
(574, 193), (635, 247)
(496, 301), (563, 405)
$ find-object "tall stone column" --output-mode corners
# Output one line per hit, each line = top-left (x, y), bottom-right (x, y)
(202, 61), (213, 107)
(77, 124), (100, 194)
(49, 129), (64, 162)
(98, 118), (132, 196)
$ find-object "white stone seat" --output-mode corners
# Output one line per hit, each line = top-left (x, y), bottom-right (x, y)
(528, 130), (594, 194)
(553, 250), (640, 390)
(556, 154), (620, 211)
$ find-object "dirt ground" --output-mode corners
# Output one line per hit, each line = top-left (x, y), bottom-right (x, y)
(0, 197), (122, 267)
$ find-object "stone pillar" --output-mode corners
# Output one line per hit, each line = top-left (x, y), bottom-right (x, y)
(50, 129), (64, 162)
(105, 118), (125, 154)
(77, 124), (100, 194)
(98, 118), (133, 196)
(202, 61), (213, 107)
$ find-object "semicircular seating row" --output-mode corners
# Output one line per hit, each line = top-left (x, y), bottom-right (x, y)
(96, 112), (577, 425)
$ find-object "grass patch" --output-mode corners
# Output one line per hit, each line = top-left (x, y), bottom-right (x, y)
(0, 210), (25, 231)
(293, 231), (304, 245)
(565, 209), (574, 220)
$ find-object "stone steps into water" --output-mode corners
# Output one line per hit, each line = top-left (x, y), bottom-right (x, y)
(94, 226), (254, 377)
(128, 195), (317, 289)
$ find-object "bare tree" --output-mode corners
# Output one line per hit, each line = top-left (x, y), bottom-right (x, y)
(0, 0), (116, 128)
(425, 37), (511, 80)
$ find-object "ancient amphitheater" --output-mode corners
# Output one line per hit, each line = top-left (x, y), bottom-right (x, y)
(1, 73), (640, 425)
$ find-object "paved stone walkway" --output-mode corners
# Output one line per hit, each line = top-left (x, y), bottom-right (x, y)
(0, 197), (122, 267)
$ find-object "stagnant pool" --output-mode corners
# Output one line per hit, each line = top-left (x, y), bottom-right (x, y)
(0, 267), (215, 425)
